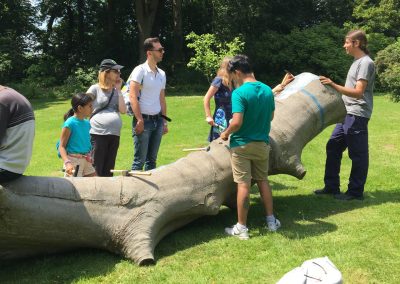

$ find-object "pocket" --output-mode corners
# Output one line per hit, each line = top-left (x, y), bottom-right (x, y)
(345, 115), (368, 135)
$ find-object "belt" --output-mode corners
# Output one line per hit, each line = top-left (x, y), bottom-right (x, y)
(68, 153), (90, 159)
(142, 113), (161, 120)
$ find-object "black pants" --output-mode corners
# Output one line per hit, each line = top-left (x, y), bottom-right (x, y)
(324, 114), (369, 197)
(90, 134), (120, 177)
(0, 168), (21, 183)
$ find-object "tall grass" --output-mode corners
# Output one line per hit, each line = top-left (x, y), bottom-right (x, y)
(1, 95), (399, 284)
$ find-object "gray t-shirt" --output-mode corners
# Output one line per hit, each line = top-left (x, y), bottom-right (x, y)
(0, 87), (35, 173)
(342, 55), (375, 118)
(87, 84), (122, 136)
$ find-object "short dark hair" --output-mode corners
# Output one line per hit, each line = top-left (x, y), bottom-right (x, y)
(144, 37), (160, 52)
(228, 55), (253, 74)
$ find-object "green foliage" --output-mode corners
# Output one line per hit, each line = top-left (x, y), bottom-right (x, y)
(64, 67), (98, 90)
(366, 32), (396, 58)
(9, 66), (97, 100)
(0, 52), (12, 75)
(0, 0), (37, 82)
(25, 56), (60, 87)
(375, 39), (400, 101)
(186, 32), (244, 81)
(351, 0), (400, 37)
(252, 23), (350, 84)
(345, 0), (400, 58)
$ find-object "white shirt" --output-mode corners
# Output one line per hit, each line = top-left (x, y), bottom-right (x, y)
(127, 61), (166, 115)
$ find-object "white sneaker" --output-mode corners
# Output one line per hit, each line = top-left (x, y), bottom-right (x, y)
(267, 218), (281, 232)
(225, 224), (249, 240)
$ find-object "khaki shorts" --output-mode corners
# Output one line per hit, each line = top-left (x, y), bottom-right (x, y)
(63, 155), (96, 177)
(231, 141), (270, 184)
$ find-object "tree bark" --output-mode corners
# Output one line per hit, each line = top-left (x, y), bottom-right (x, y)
(106, 0), (116, 51)
(0, 74), (346, 265)
(77, 0), (85, 52)
(172, 0), (183, 64)
(135, 0), (160, 61)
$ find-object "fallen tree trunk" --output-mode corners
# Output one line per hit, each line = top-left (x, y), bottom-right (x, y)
(0, 73), (346, 265)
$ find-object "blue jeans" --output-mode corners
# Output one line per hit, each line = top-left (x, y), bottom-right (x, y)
(324, 114), (369, 197)
(132, 117), (164, 171)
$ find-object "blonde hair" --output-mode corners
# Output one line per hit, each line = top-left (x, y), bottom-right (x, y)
(217, 56), (233, 89)
(98, 70), (113, 89)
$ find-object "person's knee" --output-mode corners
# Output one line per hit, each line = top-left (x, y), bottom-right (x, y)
(326, 139), (345, 153)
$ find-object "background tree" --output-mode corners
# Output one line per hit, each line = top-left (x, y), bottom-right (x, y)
(0, 0), (36, 83)
(2, 0), (399, 101)
(186, 32), (244, 82)
(135, 0), (160, 61)
(375, 40), (400, 102)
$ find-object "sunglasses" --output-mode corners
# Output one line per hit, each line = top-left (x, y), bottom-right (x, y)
(150, 47), (165, 53)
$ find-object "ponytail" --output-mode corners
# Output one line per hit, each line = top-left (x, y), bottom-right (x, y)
(64, 92), (94, 121)
(64, 108), (75, 121)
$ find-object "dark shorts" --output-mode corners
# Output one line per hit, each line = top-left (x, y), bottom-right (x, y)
(0, 168), (22, 183)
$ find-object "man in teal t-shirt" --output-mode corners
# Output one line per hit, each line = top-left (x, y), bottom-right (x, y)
(220, 55), (280, 240)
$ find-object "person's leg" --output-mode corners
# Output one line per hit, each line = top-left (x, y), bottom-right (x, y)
(322, 123), (347, 193)
(257, 180), (273, 216)
(251, 142), (280, 231)
(257, 179), (281, 231)
(225, 145), (251, 239)
(345, 116), (369, 198)
(102, 135), (120, 177)
(144, 117), (164, 171)
(132, 119), (151, 170)
(250, 142), (273, 216)
(237, 182), (251, 226)
(0, 168), (21, 183)
(91, 134), (108, 176)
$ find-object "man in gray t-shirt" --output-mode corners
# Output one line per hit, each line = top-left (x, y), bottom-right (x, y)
(0, 86), (35, 182)
(315, 30), (375, 200)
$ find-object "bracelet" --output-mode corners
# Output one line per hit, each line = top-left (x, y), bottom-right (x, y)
(64, 160), (72, 165)
(163, 122), (168, 126)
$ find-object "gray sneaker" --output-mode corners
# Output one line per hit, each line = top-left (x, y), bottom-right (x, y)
(225, 224), (249, 240)
(267, 218), (281, 232)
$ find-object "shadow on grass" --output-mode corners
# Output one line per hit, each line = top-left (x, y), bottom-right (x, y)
(155, 187), (400, 261)
(0, 249), (120, 284)
(31, 98), (68, 111)
(251, 187), (400, 240)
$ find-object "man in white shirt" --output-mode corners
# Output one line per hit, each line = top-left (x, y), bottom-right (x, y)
(128, 37), (168, 171)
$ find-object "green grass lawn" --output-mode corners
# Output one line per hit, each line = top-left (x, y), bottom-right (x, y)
(1, 95), (399, 283)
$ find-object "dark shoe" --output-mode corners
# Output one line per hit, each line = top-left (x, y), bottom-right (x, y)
(314, 188), (339, 195)
(334, 193), (363, 201)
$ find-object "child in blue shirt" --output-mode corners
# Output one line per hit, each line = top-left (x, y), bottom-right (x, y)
(59, 93), (96, 177)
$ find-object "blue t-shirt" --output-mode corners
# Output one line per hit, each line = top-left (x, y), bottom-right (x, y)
(62, 116), (92, 154)
(230, 81), (275, 148)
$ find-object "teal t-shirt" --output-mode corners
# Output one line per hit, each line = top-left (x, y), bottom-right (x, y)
(62, 116), (92, 154)
(230, 81), (275, 148)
